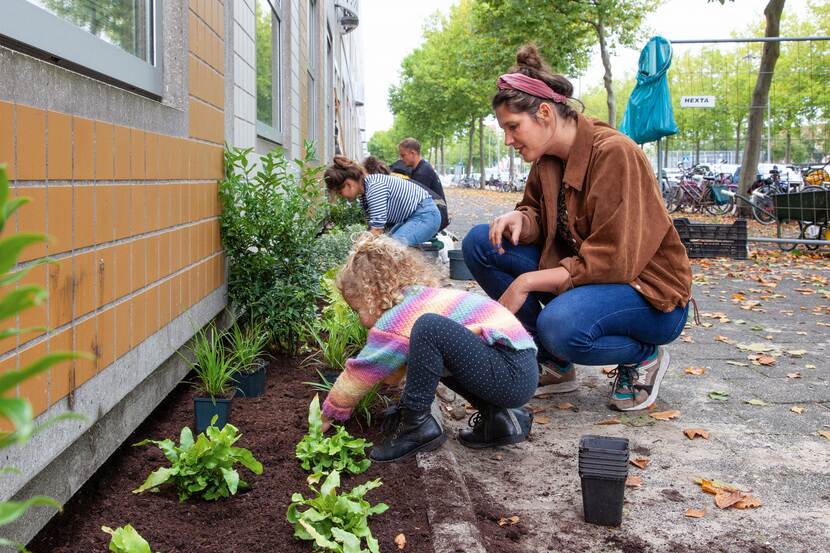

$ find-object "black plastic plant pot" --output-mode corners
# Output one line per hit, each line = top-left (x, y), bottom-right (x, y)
(579, 450), (630, 463)
(579, 460), (630, 474)
(579, 435), (630, 456)
(581, 473), (626, 527)
(193, 397), (232, 434)
(448, 249), (474, 280)
(235, 359), (268, 398)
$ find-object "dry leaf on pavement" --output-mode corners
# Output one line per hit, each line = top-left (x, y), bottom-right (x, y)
(630, 457), (651, 469)
(685, 508), (706, 518)
(394, 533), (406, 550)
(497, 516), (520, 527)
(595, 418), (621, 425)
(683, 428), (710, 440)
(714, 335), (734, 344)
(684, 367), (706, 376)
(727, 360), (749, 367)
(745, 399), (768, 406)
(785, 349), (807, 357)
(790, 406), (805, 414)
(818, 431), (830, 441)
(625, 475), (642, 487)
(649, 410), (681, 421)
(756, 355), (776, 366)
(556, 402), (575, 410)
(715, 490), (745, 509)
(806, 364), (816, 369)
(787, 372), (801, 379)
(734, 496), (763, 509)
(535, 415), (551, 425)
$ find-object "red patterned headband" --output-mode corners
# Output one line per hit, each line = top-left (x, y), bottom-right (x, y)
(497, 73), (568, 104)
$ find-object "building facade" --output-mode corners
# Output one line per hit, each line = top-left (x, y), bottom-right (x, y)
(0, 0), (364, 543)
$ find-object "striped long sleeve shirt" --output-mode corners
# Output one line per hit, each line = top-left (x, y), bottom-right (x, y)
(360, 173), (430, 229)
(321, 286), (537, 421)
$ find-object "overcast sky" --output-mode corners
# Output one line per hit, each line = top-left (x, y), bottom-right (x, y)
(360, 0), (812, 138)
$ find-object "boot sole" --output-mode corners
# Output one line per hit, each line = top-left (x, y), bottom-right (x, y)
(370, 432), (448, 463)
(534, 380), (579, 396)
(458, 432), (529, 449)
(617, 348), (671, 411)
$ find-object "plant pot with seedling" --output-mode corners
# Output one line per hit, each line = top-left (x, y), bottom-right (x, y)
(228, 319), (270, 398)
(186, 324), (238, 434)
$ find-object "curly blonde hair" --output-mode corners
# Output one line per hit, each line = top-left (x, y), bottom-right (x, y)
(337, 233), (440, 317)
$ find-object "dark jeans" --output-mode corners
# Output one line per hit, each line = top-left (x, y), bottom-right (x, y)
(401, 314), (538, 412)
(462, 224), (689, 366)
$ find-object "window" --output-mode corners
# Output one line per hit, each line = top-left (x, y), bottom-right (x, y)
(0, 0), (162, 96)
(306, 0), (319, 152)
(256, 0), (283, 143)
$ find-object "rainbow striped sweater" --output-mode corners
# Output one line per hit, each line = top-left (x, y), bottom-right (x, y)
(321, 285), (537, 421)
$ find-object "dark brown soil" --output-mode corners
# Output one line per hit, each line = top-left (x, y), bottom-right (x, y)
(465, 478), (528, 553)
(28, 357), (433, 553)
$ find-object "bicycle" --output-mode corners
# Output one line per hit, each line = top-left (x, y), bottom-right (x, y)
(665, 163), (733, 216)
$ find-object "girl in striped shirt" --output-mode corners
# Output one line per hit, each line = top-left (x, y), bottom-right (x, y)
(315, 233), (538, 463)
(324, 156), (441, 246)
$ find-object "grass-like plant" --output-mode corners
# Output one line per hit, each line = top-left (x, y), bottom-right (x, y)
(295, 395), (371, 475)
(227, 318), (269, 375)
(287, 470), (388, 553)
(185, 324), (238, 399)
(133, 417), (263, 502)
(101, 524), (156, 553)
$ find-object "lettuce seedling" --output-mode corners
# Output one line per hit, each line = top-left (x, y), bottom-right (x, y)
(287, 470), (388, 553)
(133, 417), (263, 502)
(296, 395), (371, 475)
(101, 524), (155, 553)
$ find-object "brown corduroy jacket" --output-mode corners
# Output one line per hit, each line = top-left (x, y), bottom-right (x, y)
(515, 113), (692, 313)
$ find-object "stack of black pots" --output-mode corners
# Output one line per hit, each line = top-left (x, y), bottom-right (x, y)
(578, 435), (630, 526)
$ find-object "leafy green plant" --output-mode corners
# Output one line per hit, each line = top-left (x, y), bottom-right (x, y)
(304, 372), (386, 428)
(324, 198), (365, 230)
(101, 524), (155, 553)
(185, 324), (238, 399)
(296, 395), (371, 475)
(287, 470), (388, 553)
(219, 143), (326, 354)
(0, 165), (88, 552)
(313, 223), (365, 275)
(133, 417), (263, 502)
(227, 318), (269, 375)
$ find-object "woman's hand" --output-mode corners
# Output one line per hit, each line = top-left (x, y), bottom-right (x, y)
(320, 413), (332, 434)
(489, 211), (524, 253)
(498, 275), (530, 314)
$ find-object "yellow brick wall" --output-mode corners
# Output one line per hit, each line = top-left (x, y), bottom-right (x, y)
(0, 0), (227, 427)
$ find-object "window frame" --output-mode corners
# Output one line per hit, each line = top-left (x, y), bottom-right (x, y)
(256, 0), (284, 145)
(306, 0), (319, 152)
(0, 0), (163, 98)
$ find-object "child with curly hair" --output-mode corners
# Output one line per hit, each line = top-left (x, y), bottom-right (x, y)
(316, 233), (539, 463)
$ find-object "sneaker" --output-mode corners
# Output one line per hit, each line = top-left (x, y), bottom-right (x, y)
(535, 359), (578, 396)
(607, 346), (671, 411)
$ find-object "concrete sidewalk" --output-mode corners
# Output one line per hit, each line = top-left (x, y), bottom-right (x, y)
(423, 188), (830, 553)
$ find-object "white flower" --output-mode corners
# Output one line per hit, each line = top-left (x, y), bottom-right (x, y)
(247, 246), (259, 253)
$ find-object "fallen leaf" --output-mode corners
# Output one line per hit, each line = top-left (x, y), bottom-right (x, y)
(535, 415), (551, 425)
(683, 428), (710, 440)
(745, 399), (768, 406)
(625, 475), (642, 487)
(714, 335), (734, 344)
(737, 343), (775, 353)
(790, 406), (804, 414)
(498, 515), (520, 527)
(556, 402), (574, 410)
(685, 508), (706, 518)
(630, 457), (651, 470)
(530, 406), (547, 414)
(595, 418), (621, 425)
(786, 372), (801, 379)
(818, 431), (830, 440)
(731, 293), (746, 301)
(750, 324), (764, 331)
(394, 533), (406, 550)
(715, 490), (745, 509)
(619, 414), (656, 427)
(756, 355), (776, 366)
(601, 367), (616, 375)
(785, 349), (807, 357)
(681, 335), (694, 343)
(727, 360), (749, 367)
(708, 391), (730, 401)
(684, 366), (706, 376)
(649, 410), (681, 421)
(806, 364), (817, 369)
(734, 496), (763, 509)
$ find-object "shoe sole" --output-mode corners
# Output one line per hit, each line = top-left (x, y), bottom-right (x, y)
(534, 380), (579, 396)
(617, 348), (671, 412)
(370, 432), (448, 463)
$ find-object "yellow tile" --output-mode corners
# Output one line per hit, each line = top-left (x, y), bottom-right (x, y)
(75, 315), (98, 384)
(95, 122), (114, 180)
(72, 116), (94, 180)
(159, 135), (173, 180)
(113, 243), (131, 299)
(95, 185), (115, 244)
(158, 279), (171, 327)
(0, 102), (15, 179)
(74, 250), (96, 318)
(16, 105), (46, 181)
(188, 100), (223, 144)
(130, 129), (145, 179)
(132, 294), (146, 346)
(145, 132), (159, 180)
(131, 238), (147, 291)
(48, 326), (74, 402)
(113, 125), (130, 180)
(159, 184), (173, 229)
(97, 307), (115, 370)
(95, 245), (115, 308)
(47, 111), (72, 180)
(146, 235), (160, 284)
(181, 183), (192, 223)
(15, 187), (47, 261)
(47, 256), (73, 328)
(73, 185), (95, 249)
(113, 185), (132, 240)
(114, 300), (131, 358)
(146, 184), (160, 232)
(146, 284), (159, 336)
(47, 186), (73, 254)
(19, 341), (48, 416)
(158, 231), (171, 277)
(19, 263), (47, 343)
(130, 184), (146, 236)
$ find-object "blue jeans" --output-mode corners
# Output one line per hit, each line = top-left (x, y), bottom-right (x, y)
(388, 197), (441, 246)
(462, 224), (689, 366)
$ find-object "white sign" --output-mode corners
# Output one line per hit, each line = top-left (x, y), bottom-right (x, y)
(681, 96), (716, 108)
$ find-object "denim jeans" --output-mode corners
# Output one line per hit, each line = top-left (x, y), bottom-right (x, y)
(462, 224), (689, 366)
(388, 197), (441, 246)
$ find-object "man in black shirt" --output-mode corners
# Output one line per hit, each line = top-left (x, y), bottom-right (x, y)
(398, 138), (446, 201)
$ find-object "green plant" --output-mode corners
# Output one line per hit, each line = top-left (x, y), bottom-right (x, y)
(286, 470), (388, 553)
(219, 143), (326, 354)
(295, 395), (371, 475)
(304, 372), (386, 428)
(133, 417), (263, 502)
(101, 524), (155, 553)
(313, 223), (365, 275)
(0, 165), (88, 552)
(324, 199), (365, 230)
(185, 324), (238, 399)
(227, 319), (269, 375)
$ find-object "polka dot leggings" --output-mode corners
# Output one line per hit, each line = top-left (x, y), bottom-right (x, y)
(401, 313), (539, 413)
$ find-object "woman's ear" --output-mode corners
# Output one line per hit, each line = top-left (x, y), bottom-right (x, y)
(537, 102), (554, 123)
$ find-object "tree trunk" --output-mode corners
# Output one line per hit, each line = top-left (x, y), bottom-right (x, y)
(739, 0), (785, 209)
(785, 130), (791, 164)
(735, 118), (742, 163)
(596, 21), (616, 128)
(478, 117), (486, 189)
(695, 136), (701, 165)
(440, 137), (444, 175)
(466, 117), (475, 178)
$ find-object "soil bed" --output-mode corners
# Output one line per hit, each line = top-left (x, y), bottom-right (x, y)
(29, 356), (433, 553)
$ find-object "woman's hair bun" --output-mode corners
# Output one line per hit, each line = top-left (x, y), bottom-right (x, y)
(516, 44), (544, 71)
(332, 155), (352, 168)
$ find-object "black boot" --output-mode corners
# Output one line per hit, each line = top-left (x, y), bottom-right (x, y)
(458, 406), (533, 449)
(369, 405), (447, 463)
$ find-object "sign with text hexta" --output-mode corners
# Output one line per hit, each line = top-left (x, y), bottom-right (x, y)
(680, 96), (716, 108)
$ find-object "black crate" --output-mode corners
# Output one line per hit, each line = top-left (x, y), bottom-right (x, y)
(672, 218), (748, 260)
